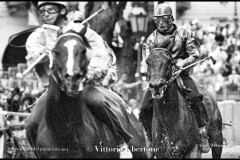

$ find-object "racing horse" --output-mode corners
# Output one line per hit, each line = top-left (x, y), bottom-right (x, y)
(25, 25), (148, 158)
(143, 48), (223, 158)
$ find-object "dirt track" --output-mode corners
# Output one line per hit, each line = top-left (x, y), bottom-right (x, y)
(202, 145), (240, 158)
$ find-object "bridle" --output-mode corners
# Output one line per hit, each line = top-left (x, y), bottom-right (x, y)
(48, 32), (86, 92)
(147, 47), (180, 92)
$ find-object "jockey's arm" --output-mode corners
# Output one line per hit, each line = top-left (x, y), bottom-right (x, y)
(84, 27), (111, 80)
(176, 30), (200, 68)
(25, 28), (50, 66)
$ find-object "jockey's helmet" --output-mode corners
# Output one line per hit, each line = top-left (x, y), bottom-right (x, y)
(153, 3), (174, 32)
(38, 1), (67, 9)
(154, 3), (173, 17)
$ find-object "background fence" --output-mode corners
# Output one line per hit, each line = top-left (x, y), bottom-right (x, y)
(0, 63), (43, 92)
(218, 101), (240, 147)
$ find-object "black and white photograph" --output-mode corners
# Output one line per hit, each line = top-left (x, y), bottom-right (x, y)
(0, 1), (239, 158)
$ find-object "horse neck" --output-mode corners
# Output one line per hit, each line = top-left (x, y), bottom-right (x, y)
(152, 82), (200, 158)
(153, 82), (180, 130)
(153, 81), (198, 136)
(46, 76), (83, 131)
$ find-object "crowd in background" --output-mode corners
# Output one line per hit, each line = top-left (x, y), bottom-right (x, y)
(0, 86), (38, 123)
(183, 19), (240, 97)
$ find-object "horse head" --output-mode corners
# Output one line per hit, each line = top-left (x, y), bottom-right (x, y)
(49, 25), (90, 97)
(146, 48), (176, 99)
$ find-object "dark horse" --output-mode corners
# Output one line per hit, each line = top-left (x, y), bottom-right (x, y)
(143, 48), (223, 158)
(25, 26), (148, 158)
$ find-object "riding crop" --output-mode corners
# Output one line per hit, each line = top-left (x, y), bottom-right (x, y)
(171, 56), (216, 80)
(143, 56), (216, 91)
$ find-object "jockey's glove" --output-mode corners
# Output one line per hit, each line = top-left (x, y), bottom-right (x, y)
(176, 58), (188, 69)
(102, 67), (118, 87)
(63, 21), (84, 33)
(86, 66), (108, 81)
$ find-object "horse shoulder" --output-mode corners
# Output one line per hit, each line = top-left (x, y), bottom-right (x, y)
(196, 83), (217, 118)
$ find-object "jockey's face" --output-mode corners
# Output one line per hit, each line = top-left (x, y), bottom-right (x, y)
(154, 15), (173, 32)
(39, 4), (62, 25)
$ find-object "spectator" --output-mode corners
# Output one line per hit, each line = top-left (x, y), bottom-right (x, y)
(226, 68), (240, 86)
(128, 98), (140, 119)
(20, 96), (34, 113)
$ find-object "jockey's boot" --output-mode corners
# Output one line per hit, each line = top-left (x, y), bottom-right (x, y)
(189, 97), (210, 153)
(199, 126), (210, 153)
(119, 141), (132, 158)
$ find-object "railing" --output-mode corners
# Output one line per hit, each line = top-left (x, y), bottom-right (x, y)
(194, 75), (240, 101)
(0, 78), (42, 91)
(0, 64), (43, 91)
(216, 84), (240, 101)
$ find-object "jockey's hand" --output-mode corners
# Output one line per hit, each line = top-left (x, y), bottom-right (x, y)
(176, 59), (186, 69)
(86, 66), (108, 81)
(102, 68), (117, 87)
(63, 21), (84, 33)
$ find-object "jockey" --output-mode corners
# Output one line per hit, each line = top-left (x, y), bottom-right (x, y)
(139, 3), (210, 153)
(25, 2), (132, 156)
